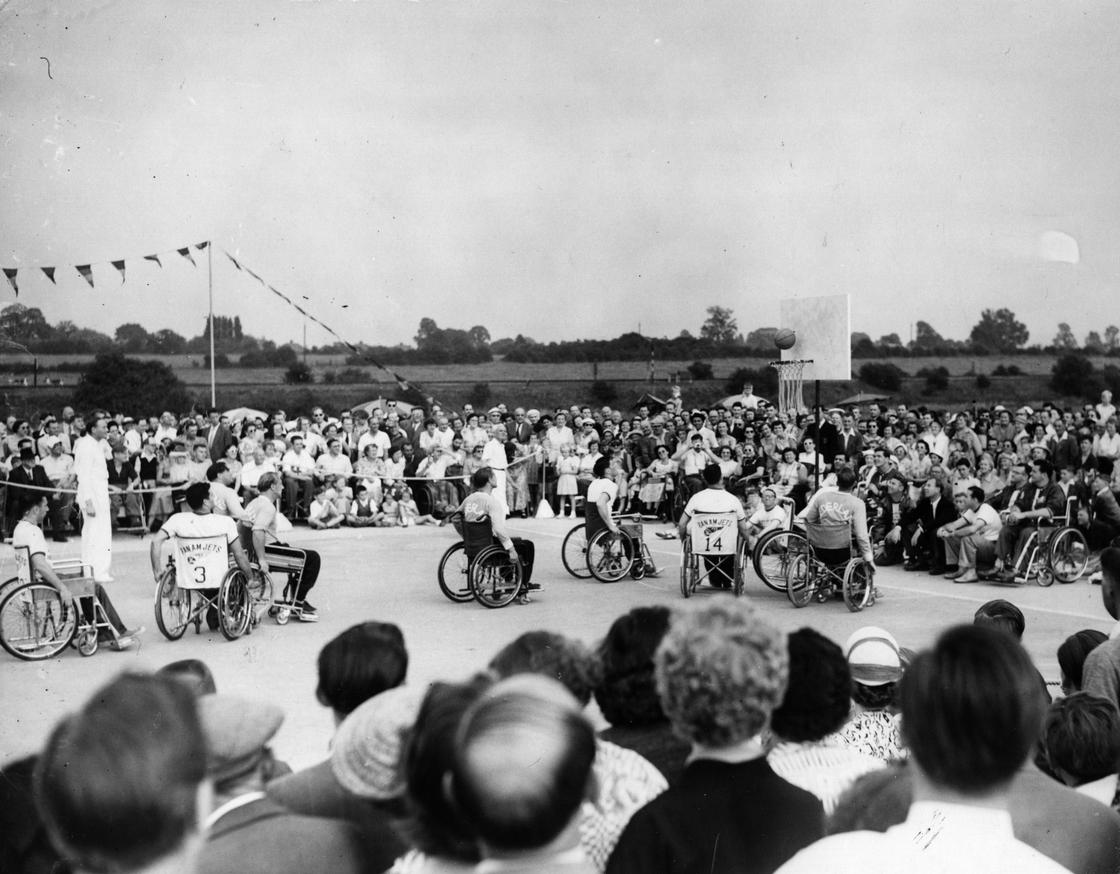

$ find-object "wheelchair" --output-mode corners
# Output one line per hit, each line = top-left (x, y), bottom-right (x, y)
(586, 515), (657, 582)
(1002, 499), (1089, 586)
(0, 548), (121, 660)
(680, 511), (746, 597)
(153, 534), (255, 641)
(561, 521), (593, 579)
(750, 499), (808, 592)
(785, 521), (876, 612)
(436, 516), (525, 608)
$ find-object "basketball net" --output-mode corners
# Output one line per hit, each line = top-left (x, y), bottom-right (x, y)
(770, 359), (811, 416)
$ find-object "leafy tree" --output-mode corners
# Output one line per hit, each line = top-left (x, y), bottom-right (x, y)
(724, 366), (778, 399)
(744, 327), (778, 349)
(589, 380), (618, 405)
(114, 322), (152, 352)
(700, 306), (738, 345)
(283, 361), (314, 385)
(1053, 323), (1079, 350)
(910, 321), (944, 353)
(466, 382), (492, 409)
(687, 361), (714, 380)
(1085, 331), (1106, 353)
(878, 333), (903, 348)
(151, 328), (187, 355)
(468, 325), (491, 349)
(1106, 325), (1120, 350)
(917, 366), (949, 393)
(72, 352), (192, 413)
(858, 362), (906, 391)
(1050, 353), (1098, 398)
(0, 303), (53, 342)
(969, 308), (1029, 353)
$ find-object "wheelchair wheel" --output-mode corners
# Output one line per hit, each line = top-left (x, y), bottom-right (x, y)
(1049, 528), (1089, 583)
(0, 582), (77, 661)
(561, 524), (593, 579)
(470, 546), (522, 609)
(437, 542), (474, 603)
(754, 530), (809, 592)
(786, 554), (814, 608)
(154, 566), (194, 641)
(218, 569), (253, 640)
(247, 566), (274, 626)
(76, 627), (99, 657)
(586, 529), (634, 583)
(843, 560), (874, 612)
(732, 543), (746, 598)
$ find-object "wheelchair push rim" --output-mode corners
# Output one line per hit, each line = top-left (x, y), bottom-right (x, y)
(154, 567), (194, 641)
(754, 530), (809, 593)
(586, 529), (635, 583)
(561, 524), (593, 579)
(437, 541), (474, 603)
(0, 582), (78, 661)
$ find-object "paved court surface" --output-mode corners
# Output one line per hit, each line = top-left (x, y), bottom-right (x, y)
(1, 517), (1112, 769)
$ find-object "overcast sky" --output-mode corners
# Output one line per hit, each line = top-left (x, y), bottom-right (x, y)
(1, 0), (1117, 348)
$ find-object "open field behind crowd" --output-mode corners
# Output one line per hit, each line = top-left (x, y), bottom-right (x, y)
(0, 352), (1108, 417)
(0, 520), (1110, 771)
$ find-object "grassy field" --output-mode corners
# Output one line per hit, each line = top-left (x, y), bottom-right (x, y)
(0, 352), (1104, 417)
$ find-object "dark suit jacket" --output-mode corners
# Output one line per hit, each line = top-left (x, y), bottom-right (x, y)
(1091, 487), (1120, 532)
(916, 494), (958, 533)
(7, 464), (54, 517)
(205, 424), (237, 463)
(197, 796), (372, 874)
(839, 431), (865, 464)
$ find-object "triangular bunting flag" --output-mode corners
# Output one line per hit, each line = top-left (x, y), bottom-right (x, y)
(2, 268), (18, 295)
(76, 265), (95, 288)
(41, 267), (56, 284)
(225, 253), (242, 270)
(144, 254), (162, 268)
(195, 241), (209, 250)
(177, 247), (196, 266)
(111, 260), (126, 283)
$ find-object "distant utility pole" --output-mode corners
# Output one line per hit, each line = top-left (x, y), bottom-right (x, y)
(303, 317), (307, 365)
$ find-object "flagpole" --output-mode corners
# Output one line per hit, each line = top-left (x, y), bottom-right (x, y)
(208, 240), (215, 407)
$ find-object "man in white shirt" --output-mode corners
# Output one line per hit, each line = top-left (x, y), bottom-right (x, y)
(356, 419), (391, 460)
(678, 463), (749, 589)
(480, 425), (511, 515)
(937, 486), (1002, 583)
(207, 462), (248, 524)
(280, 435), (316, 517)
(314, 437), (353, 485)
(74, 413), (114, 582)
(776, 624), (1069, 874)
(746, 487), (787, 550)
(40, 437), (76, 541)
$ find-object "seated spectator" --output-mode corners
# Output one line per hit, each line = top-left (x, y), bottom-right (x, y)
(767, 628), (885, 814)
(976, 452), (1004, 499)
(308, 482), (344, 529)
(34, 674), (208, 874)
(344, 483), (381, 527)
(490, 630), (667, 870)
(391, 677), (494, 873)
(1078, 463), (1120, 551)
(449, 675), (599, 873)
(906, 476), (958, 574)
(1059, 629), (1110, 695)
(872, 474), (916, 567)
(593, 606), (690, 785)
(988, 459), (1065, 583)
(776, 625), (1067, 874)
(937, 485), (1002, 582)
(607, 601), (823, 874)
(1041, 693), (1120, 807)
(835, 626), (906, 762)
(195, 694), (374, 874)
(746, 487), (788, 551)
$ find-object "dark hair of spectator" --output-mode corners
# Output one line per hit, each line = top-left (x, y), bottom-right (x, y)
(1032, 459), (1053, 479)
(702, 463), (722, 485)
(488, 631), (598, 707)
(593, 456), (610, 478)
(205, 461), (227, 482)
(450, 679), (596, 851)
(900, 624), (1047, 793)
(827, 764), (912, 835)
(836, 468), (858, 491)
(851, 680), (896, 711)
(771, 628), (852, 743)
(156, 659), (218, 697)
(1042, 693), (1120, 787)
(1058, 630), (1109, 692)
(471, 468), (492, 490)
(967, 485), (985, 504)
(973, 599), (1025, 641)
(399, 676), (492, 862)
(316, 622), (408, 717)
(34, 674), (206, 874)
(183, 482), (211, 510)
(593, 606), (672, 727)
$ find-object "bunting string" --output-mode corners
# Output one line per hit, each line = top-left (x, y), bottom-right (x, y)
(1, 241), (209, 296)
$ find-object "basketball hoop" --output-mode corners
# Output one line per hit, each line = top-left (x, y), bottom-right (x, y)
(770, 359), (812, 415)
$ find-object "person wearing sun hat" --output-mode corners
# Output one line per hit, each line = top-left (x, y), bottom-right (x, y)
(835, 626), (907, 763)
(195, 695), (371, 874)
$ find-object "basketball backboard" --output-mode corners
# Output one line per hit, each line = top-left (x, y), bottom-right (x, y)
(779, 294), (851, 381)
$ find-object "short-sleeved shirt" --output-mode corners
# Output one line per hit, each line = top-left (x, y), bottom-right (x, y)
(587, 478), (620, 533)
(459, 489), (512, 549)
(683, 488), (746, 520)
(964, 503), (1003, 542)
(12, 520), (48, 558)
(748, 505), (787, 529)
(160, 512), (239, 544)
(210, 481), (247, 521)
(242, 494), (279, 536)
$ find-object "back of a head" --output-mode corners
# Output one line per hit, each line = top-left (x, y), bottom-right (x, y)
(156, 659), (218, 697)
(593, 606), (672, 728)
(401, 676), (493, 862)
(702, 463), (722, 486)
(183, 481), (211, 511)
(489, 631), (597, 708)
(592, 456), (610, 478)
(901, 624), (1046, 794)
(771, 627), (852, 743)
(1057, 630), (1109, 693)
(35, 673), (206, 874)
(450, 675), (596, 853)
(317, 622), (408, 717)
(656, 601), (788, 748)
(471, 468), (492, 490)
(1042, 693), (1120, 787)
(836, 467), (858, 492)
(973, 599), (1026, 641)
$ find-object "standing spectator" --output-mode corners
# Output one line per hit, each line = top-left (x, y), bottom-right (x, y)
(74, 413), (113, 583)
(39, 436), (76, 541)
(1059, 630), (1110, 696)
(607, 601), (823, 874)
(1082, 549), (1120, 709)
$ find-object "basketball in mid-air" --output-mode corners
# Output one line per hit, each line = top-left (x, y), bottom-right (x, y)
(773, 329), (797, 350)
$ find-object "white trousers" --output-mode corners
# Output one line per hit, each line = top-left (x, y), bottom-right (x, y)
(80, 490), (113, 581)
(491, 469), (509, 515)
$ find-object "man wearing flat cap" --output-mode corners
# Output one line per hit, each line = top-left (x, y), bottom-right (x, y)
(195, 695), (371, 874)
